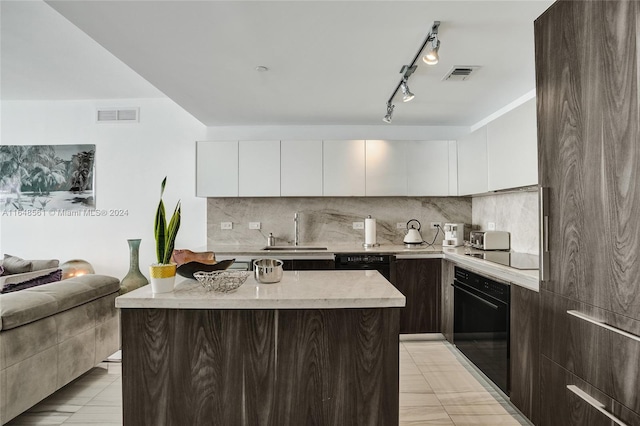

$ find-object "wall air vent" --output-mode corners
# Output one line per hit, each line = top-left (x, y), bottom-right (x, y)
(442, 66), (481, 81)
(96, 108), (139, 123)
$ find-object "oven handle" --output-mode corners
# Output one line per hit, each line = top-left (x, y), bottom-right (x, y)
(451, 283), (499, 310)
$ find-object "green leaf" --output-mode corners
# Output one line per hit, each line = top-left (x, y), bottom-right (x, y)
(154, 199), (166, 264)
(154, 176), (181, 265)
(163, 201), (181, 264)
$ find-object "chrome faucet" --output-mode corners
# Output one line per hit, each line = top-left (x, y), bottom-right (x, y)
(294, 212), (299, 246)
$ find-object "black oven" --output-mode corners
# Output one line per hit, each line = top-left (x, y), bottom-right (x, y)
(453, 267), (510, 395)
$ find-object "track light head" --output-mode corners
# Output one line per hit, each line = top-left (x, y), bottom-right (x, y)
(383, 103), (394, 123)
(423, 38), (440, 65)
(401, 80), (415, 102)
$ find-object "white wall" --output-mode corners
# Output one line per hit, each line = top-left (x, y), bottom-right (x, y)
(1, 98), (207, 279)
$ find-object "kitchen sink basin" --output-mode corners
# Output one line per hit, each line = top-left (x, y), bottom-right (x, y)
(261, 246), (328, 251)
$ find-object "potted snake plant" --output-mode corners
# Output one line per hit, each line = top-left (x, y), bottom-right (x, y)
(149, 177), (181, 293)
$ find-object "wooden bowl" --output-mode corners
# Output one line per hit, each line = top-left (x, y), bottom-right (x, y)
(176, 259), (235, 279)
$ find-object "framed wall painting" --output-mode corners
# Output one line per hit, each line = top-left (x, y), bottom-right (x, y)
(0, 144), (96, 212)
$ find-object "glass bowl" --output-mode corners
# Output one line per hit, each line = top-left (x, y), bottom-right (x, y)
(193, 270), (251, 292)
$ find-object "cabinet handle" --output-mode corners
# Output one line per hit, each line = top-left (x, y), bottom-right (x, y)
(567, 310), (640, 343)
(451, 283), (499, 310)
(539, 186), (550, 281)
(566, 385), (629, 426)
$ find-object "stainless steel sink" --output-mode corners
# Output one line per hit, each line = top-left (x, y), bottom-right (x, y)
(261, 246), (328, 251)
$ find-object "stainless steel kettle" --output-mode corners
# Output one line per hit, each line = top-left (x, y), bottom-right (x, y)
(404, 219), (423, 245)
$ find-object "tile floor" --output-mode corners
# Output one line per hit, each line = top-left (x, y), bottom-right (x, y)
(8, 335), (531, 425)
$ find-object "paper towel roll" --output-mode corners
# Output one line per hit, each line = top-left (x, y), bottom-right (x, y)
(365, 217), (377, 245)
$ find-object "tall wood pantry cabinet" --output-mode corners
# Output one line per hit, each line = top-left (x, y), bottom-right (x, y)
(536, 2), (640, 425)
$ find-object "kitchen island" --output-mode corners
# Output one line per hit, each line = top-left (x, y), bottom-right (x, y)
(116, 270), (405, 426)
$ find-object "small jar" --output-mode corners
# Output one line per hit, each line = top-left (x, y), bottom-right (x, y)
(267, 233), (275, 247)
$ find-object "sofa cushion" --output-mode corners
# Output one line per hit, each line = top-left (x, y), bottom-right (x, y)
(0, 268), (60, 290)
(30, 259), (60, 271)
(2, 254), (32, 275)
(0, 265), (4, 275)
(0, 274), (120, 331)
(0, 291), (58, 331)
(1, 269), (62, 294)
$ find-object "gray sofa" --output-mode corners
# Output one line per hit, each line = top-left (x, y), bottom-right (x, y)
(0, 274), (121, 424)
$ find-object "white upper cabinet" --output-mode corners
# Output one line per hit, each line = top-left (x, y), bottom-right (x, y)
(486, 98), (538, 191)
(323, 140), (365, 196)
(457, 127), (488, 195)
(196, 141), (238, 197)
(238, 140), (280, 197)
(406, 140), (455, 196)
(281, 140), (323, 196)
(366, 140), (407, 196)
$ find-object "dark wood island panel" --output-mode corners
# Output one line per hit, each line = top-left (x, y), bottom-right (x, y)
(121, 307), (400, 426)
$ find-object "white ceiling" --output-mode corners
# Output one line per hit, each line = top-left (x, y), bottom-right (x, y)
(2, 0), (553, 127)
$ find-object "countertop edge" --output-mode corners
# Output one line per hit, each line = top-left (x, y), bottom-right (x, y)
(115, 298), (407, 310)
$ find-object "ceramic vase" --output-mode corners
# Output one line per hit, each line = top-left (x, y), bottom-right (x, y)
(120, 239), (149, 294)
(149, 263), (177, 293)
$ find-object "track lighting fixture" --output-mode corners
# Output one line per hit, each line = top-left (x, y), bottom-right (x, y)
(382, 21), (441, 123)
(401, 79), (415, 102)
(382, 103), (395, 123)
(423, 38), (440, 65)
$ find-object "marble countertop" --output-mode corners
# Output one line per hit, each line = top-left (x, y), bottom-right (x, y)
(115, 270), (406, 310)
(208, 243), (540, 292)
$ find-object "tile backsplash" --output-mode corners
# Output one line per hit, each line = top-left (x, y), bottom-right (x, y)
(207, 197), (472, 247)
(472, 190), (539, 254)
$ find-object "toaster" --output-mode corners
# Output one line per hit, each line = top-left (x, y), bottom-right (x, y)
(469, 231), (510, 250)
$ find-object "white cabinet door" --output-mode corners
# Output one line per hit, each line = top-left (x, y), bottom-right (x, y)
(486, 98), (538, 191)
(281, 140), (323, 196)
(238, 140), (280, 197)
(448, 141), (458, 196)
(196, 141), (238, 197)
(323, 140), (365, 196)
(457, 127), (488, 195)
(365, 140), (407, 196)
(406, 140), (452, 196)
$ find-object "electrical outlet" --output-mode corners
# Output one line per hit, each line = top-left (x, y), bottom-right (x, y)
(430, 222), (440, 229)
(396, 223), (406, 229)
(353, 222), (364, 230)
(221, 222), (233, 230)
(488, 222), (496, 231)
(249, 222), (261, 230)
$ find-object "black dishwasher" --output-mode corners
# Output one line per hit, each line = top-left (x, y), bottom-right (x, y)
(453, 266), (510, 395)
(334, 254), (395, 281)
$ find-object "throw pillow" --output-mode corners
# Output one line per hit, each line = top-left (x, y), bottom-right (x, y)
(0, 269), (63, 294)
(2, 254), (33, 275)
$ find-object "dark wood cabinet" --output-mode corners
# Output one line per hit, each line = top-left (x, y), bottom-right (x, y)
(440, 260), (454, 343)
(281, 259), (335, 271)
(540, 356), (640, 426)
(536, 0), (640, 320)
(535, 1), (640, 423)
(122, 307), (401, 426)
(510, 285), (540, 424)
(539, 289), (640, 416)
(393, 259), (440, 334)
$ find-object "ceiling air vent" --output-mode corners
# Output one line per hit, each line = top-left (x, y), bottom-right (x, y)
(442, 66), (481, 81)
(96, 108), (139, 123)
